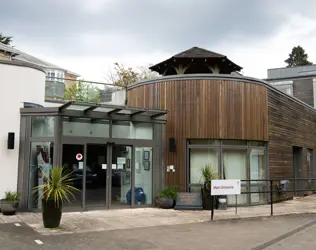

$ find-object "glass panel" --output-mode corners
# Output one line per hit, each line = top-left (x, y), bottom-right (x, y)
(111, 145), (132, 207)
(307, 149), (314, 190)
(248, 141), (266, 146)
(189, 140), (219, 145)
(134, 147), (153, 205)
(62, 119), (110, 137)
(112, 122), (153, 140)
(222, 149), (248, 205)
(28, 142), (54, 209)
(189, 148), (219, 193)
(31, 116), (55, 137)
(249, 148), (267, 204)
(86, 144), (107, 206)
(222, 140), (247, 145)
(62, 144), (84, 208)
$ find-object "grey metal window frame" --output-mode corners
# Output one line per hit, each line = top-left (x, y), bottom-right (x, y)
(186, 139), (268, 206)
(18, 102), (166, 211)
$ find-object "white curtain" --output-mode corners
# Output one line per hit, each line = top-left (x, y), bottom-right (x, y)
(190, 148), (218, 193)
(222, 150), (247, 205)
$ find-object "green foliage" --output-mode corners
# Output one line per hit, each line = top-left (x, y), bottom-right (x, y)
(199, 164), (219, 196)
(157, 186), (180, 200)
(3, 191), (21, 202)
(64, 80), (101, 102)
(33, 166), (79, 207)
(285, 45), (313, 67)
(0, 33), (13, 45)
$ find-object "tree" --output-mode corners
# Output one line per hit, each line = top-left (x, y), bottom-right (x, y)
(64, 80), (101, 103)
(106, 62), (159, 87)
(285, 46), (313, 67)
(0, 33), (13, 45)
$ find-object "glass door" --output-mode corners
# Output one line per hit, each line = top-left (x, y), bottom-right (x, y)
(62, 144), (84, 208)
(85, 144), (107, 207)
(110, 144), (132, 208)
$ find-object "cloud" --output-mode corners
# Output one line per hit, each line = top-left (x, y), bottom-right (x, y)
(1, 0), (316, 81)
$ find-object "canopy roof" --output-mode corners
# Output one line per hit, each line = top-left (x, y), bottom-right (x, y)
(149, 47), (242, 75)
(21, 100), (167, 122)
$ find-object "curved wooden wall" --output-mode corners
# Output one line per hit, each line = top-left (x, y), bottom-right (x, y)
(128, 77), (268, 189)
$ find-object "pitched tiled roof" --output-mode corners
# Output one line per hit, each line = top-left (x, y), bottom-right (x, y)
(0, 43), (80, 76)
(173, 46), (225, 58)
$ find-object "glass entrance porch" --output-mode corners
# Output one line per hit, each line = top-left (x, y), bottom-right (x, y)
(19, 101), (166, 211)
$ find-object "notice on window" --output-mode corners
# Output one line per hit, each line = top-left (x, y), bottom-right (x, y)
(117, 164), (124, 170)
(117, 157), (126, 164)
(102, 164), (107, 169)
(78, 162), (83, 170)
(112, 164), (117, 169)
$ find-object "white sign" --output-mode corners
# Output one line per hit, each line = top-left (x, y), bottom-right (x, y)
(76, 153), (83, 161)
(112, 164), (117, 169)
(78, 162), (83, 170)
(117, 157), (126, 164)
(102, 164), (107, 169)
(211, 179), (241, 196)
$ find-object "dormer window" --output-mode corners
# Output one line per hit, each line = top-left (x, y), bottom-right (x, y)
(46, 70), (65, 83)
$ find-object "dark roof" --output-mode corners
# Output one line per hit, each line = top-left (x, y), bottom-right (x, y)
(149, 46), (242, 75)
(173, 46), (225, 58)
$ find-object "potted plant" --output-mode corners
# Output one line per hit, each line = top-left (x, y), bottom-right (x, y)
(157, 186), (179, 209)
(1, 191), (21, 215)
(199, 164), (219, 210)
(34, 166), (78, 228)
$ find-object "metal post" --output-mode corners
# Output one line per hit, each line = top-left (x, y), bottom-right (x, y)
(235, 194), (237, 215)
(270, 180), (273, 216)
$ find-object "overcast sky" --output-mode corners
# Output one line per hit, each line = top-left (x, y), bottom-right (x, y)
(1, 0), (316, 82)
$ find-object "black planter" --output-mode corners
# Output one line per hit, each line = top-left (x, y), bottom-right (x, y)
(42, 199), (62, 228)
(201, 188), (214, 210)
(158, 197), (174, 209)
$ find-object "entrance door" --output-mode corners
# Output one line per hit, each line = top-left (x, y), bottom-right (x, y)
(62, 144), (84, 208)
(293, 146), (303, 196)
(110, 145), (132, 208)
(85, 144), (107, 207)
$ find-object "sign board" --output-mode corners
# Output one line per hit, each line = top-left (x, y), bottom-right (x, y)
(174, 192), (203, 210)
(117, 157), (126, 164)
(102, 164), (107, 170)
(211, 179), (241, 196)
(76, 153), (83, 161)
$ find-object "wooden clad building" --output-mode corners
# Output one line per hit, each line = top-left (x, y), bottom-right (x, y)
(128, 47), (316, 205)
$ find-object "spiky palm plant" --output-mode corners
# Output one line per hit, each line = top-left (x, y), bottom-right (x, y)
(199, 164), (219, 196)
(34, 166), (79, 207)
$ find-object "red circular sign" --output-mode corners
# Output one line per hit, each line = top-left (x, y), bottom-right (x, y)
(76, 153), (83, 161)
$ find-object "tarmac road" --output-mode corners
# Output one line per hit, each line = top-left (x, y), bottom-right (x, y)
(0, 214), (316, 250)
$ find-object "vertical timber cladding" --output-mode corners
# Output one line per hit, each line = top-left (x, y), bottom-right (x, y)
(128, 79), (268, 190)
(268, 89), (316, 186)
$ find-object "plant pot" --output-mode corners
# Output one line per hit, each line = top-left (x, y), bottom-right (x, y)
(158, 197), (174, 209)
(1, 200), (19, 215)
(201, 188), (214, 210)
(42, 199), (62, 228)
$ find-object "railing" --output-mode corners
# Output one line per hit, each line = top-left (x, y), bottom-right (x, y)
(45, 77), (127, 105)
(209, 178), (316, 220)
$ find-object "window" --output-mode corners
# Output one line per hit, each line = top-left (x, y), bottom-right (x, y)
(62, 118), (110, 138)
(222, 149), (248, 205)
(31, 116), (55, 137)
(307, 149), (314, 190)
(46, 70), (65, 83)
(112, 122), (153, 140)
(189, 148), (219, 193)
(28, 142), (54, 209)
(188, 139), (268, 206)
